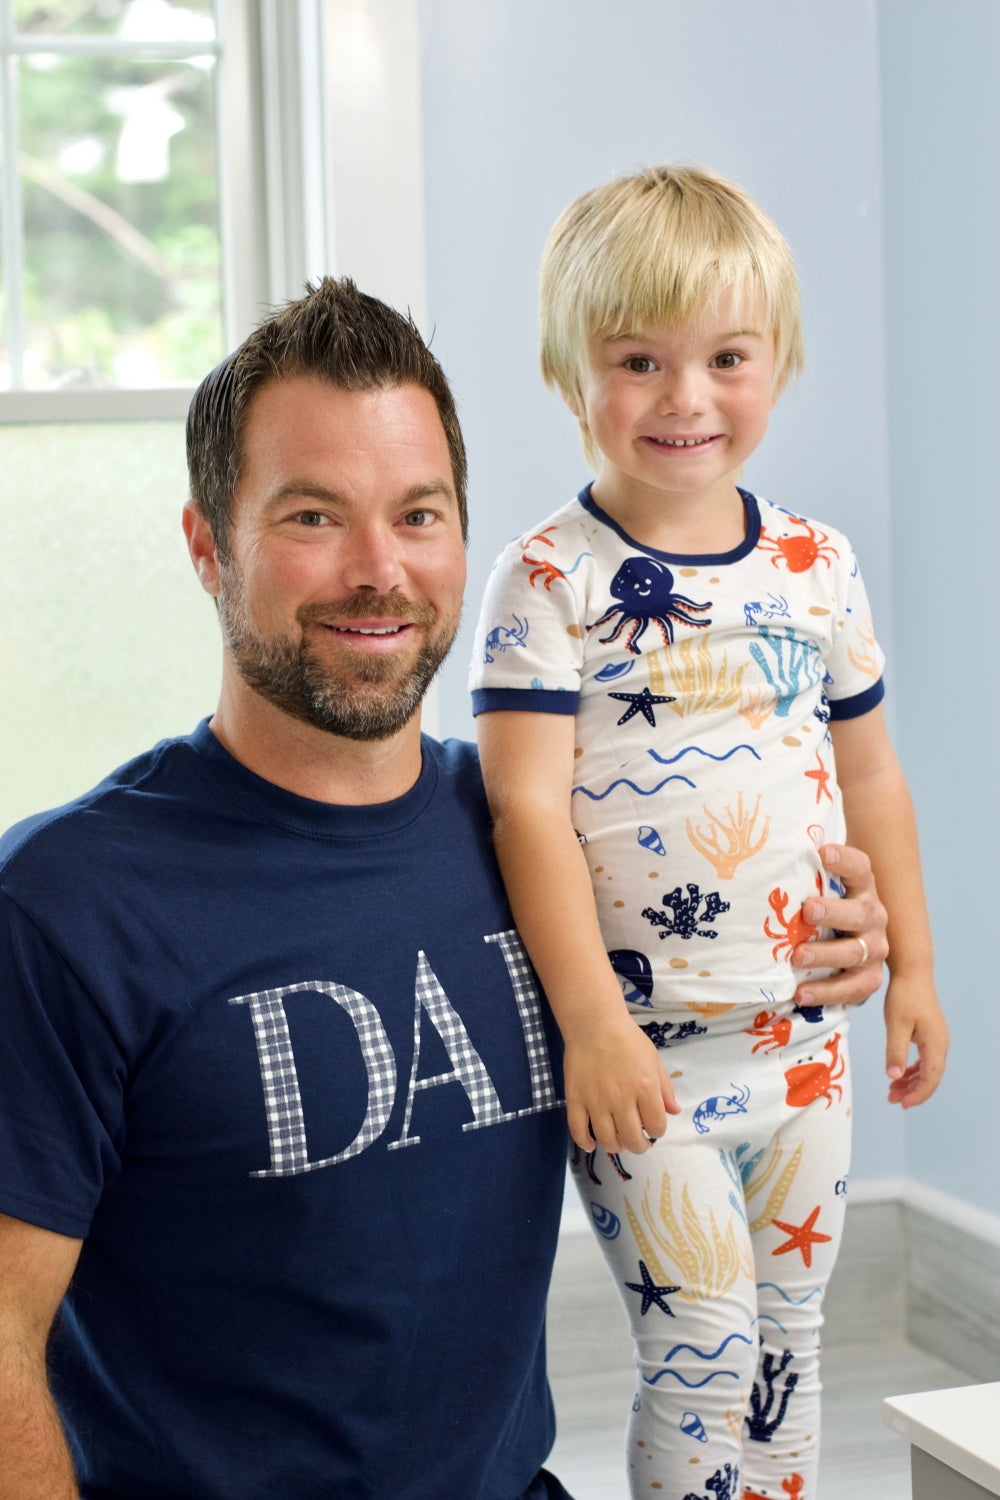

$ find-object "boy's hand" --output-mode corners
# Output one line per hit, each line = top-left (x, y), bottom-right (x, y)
(563, 1017), (681, 1154)
(884, 974), (948, 1108)
(792, 843), (888, 1007)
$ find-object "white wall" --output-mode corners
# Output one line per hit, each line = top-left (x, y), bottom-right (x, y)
(878, 0), (1000, 1215)
(417, 0), (905, 1185)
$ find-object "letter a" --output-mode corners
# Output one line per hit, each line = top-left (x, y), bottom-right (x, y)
(389, 952), (514, 1150)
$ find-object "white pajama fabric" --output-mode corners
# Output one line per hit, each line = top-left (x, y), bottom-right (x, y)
(570, 1003), (851, 1500)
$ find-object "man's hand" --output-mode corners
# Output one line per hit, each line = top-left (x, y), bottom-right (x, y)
(791, 843), (888, 1007)
(562, 1017), (681, 1155)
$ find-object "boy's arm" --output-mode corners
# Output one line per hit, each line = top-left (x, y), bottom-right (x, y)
(0, 1213), (81, 1499)
(829, 706), (948, 1107)
(477, 710), (680, 1153)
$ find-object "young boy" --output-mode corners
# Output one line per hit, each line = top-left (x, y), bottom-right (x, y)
(470, 166), (947, 1500)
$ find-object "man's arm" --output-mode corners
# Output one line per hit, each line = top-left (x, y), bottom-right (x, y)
(0, 1212), (82, 1500)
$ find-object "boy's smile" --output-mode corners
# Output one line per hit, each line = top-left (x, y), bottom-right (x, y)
(573, 292), (776, 547)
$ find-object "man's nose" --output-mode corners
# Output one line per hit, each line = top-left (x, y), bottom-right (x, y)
(339, 521), (405, 594)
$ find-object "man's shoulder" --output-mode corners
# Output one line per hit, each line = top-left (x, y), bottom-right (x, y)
(420, 735), (486, 806)
(0, 727), (204, 886)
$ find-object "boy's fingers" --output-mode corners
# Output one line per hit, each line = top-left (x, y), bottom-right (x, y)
(567, 1102), (595, 1153)
(884, 1013), (913, 1081)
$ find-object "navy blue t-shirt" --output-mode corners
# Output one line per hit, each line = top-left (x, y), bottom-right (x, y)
(0, 723), (571, 1500)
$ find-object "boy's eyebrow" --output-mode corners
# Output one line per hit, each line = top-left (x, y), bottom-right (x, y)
(602, 327), (765, 344)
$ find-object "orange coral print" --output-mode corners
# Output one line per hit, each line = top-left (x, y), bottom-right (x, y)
(848, 616), (880, 677)
(686, 792), (771, 878)
(520, 528), (566, 590)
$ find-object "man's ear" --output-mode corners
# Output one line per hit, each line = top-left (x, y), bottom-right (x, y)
(182, 501), (221, 597)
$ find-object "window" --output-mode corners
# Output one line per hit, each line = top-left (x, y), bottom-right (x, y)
(0, 0), (332, 419)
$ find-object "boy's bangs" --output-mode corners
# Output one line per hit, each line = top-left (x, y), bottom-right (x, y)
(589, 218), (771, 342)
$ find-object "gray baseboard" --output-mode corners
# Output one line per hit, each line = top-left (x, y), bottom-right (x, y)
(904, 1199), (1000, 1381)
(819, 1184), (1000, 1378)
(824, 1197), (908, 1346)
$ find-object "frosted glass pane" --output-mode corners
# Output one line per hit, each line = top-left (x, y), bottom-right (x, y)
(15, 2), (217, 40)
(0, 420), (221, 829)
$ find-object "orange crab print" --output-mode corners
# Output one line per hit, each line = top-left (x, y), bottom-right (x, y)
(758, 514), (840, 573)
(784, 1032), (844, 1108)
(744, 1480), (804, 1500)
(764, 872), (823, 962)
(746, 1009), (792, 1054)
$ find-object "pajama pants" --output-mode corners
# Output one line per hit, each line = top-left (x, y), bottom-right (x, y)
(569, 1001), (851, 1500)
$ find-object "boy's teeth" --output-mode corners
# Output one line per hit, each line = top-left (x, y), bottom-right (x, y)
(657, 436), (710, 447)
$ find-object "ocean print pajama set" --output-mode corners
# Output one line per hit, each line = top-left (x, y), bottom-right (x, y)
(471, 485), (886, 1500)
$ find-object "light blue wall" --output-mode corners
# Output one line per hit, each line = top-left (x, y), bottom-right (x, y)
(417, 0), (906, 1184)
(878, 0), (1000, 1215)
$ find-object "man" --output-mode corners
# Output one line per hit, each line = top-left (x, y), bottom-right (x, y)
(0, 279), (887, 1499)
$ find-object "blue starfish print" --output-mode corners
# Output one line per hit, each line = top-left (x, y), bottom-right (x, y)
(608, 686), (675, 726)
(624, 1259), (680, 1316)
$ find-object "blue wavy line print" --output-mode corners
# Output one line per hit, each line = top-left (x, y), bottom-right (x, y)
(645, 744), (762, 767)
(562, 551), (596, 576)
(572, 773), (696, 801)
(758, 1314), (789, 1334)
(660, 1331), (756, 1364)
(755, 1282), (823, 1305)
(643, 1367), (740, 1388)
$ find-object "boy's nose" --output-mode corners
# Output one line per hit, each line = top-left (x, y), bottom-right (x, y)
(657, 368), (705, 416)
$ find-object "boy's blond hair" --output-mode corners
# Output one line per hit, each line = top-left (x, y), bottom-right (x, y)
(539, 165), (804, 469)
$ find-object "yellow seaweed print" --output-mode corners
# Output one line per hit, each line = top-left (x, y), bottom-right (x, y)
(646, 637), (746, 718)
(744, 1140), (804, 1235)
(625, 1172), (752, 1304)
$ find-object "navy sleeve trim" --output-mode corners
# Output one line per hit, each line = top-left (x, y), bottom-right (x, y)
(828, 677), (885, 720)
(471, 687), (580, 717)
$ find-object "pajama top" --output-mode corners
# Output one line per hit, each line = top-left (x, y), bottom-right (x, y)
(470, 486), (885, 1012)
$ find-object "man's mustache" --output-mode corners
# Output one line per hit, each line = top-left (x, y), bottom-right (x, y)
(297, 593), (436, 629)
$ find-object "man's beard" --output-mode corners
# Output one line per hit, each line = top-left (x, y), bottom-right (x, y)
(216, 567), (458, 742)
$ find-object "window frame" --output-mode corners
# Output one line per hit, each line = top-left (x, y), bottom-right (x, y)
(0, 0), (331, 422)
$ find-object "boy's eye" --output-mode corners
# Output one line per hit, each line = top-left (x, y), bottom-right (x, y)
(623, 356), (656, 374)
(711, 351), (743, 370)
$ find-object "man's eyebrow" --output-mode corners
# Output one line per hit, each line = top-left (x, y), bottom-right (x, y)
(267, 479), (456, 509)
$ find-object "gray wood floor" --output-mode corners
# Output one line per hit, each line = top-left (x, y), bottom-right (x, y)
(546, 1223), (977, 1500)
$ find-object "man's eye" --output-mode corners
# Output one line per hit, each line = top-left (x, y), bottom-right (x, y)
(711, 351), (743, 370)
(624, 356), (655, 373)
(296, 511), (327, 526)
(404, 509), (432, 527)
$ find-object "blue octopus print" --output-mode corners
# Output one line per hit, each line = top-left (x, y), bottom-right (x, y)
(590, 556), (712, 654)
